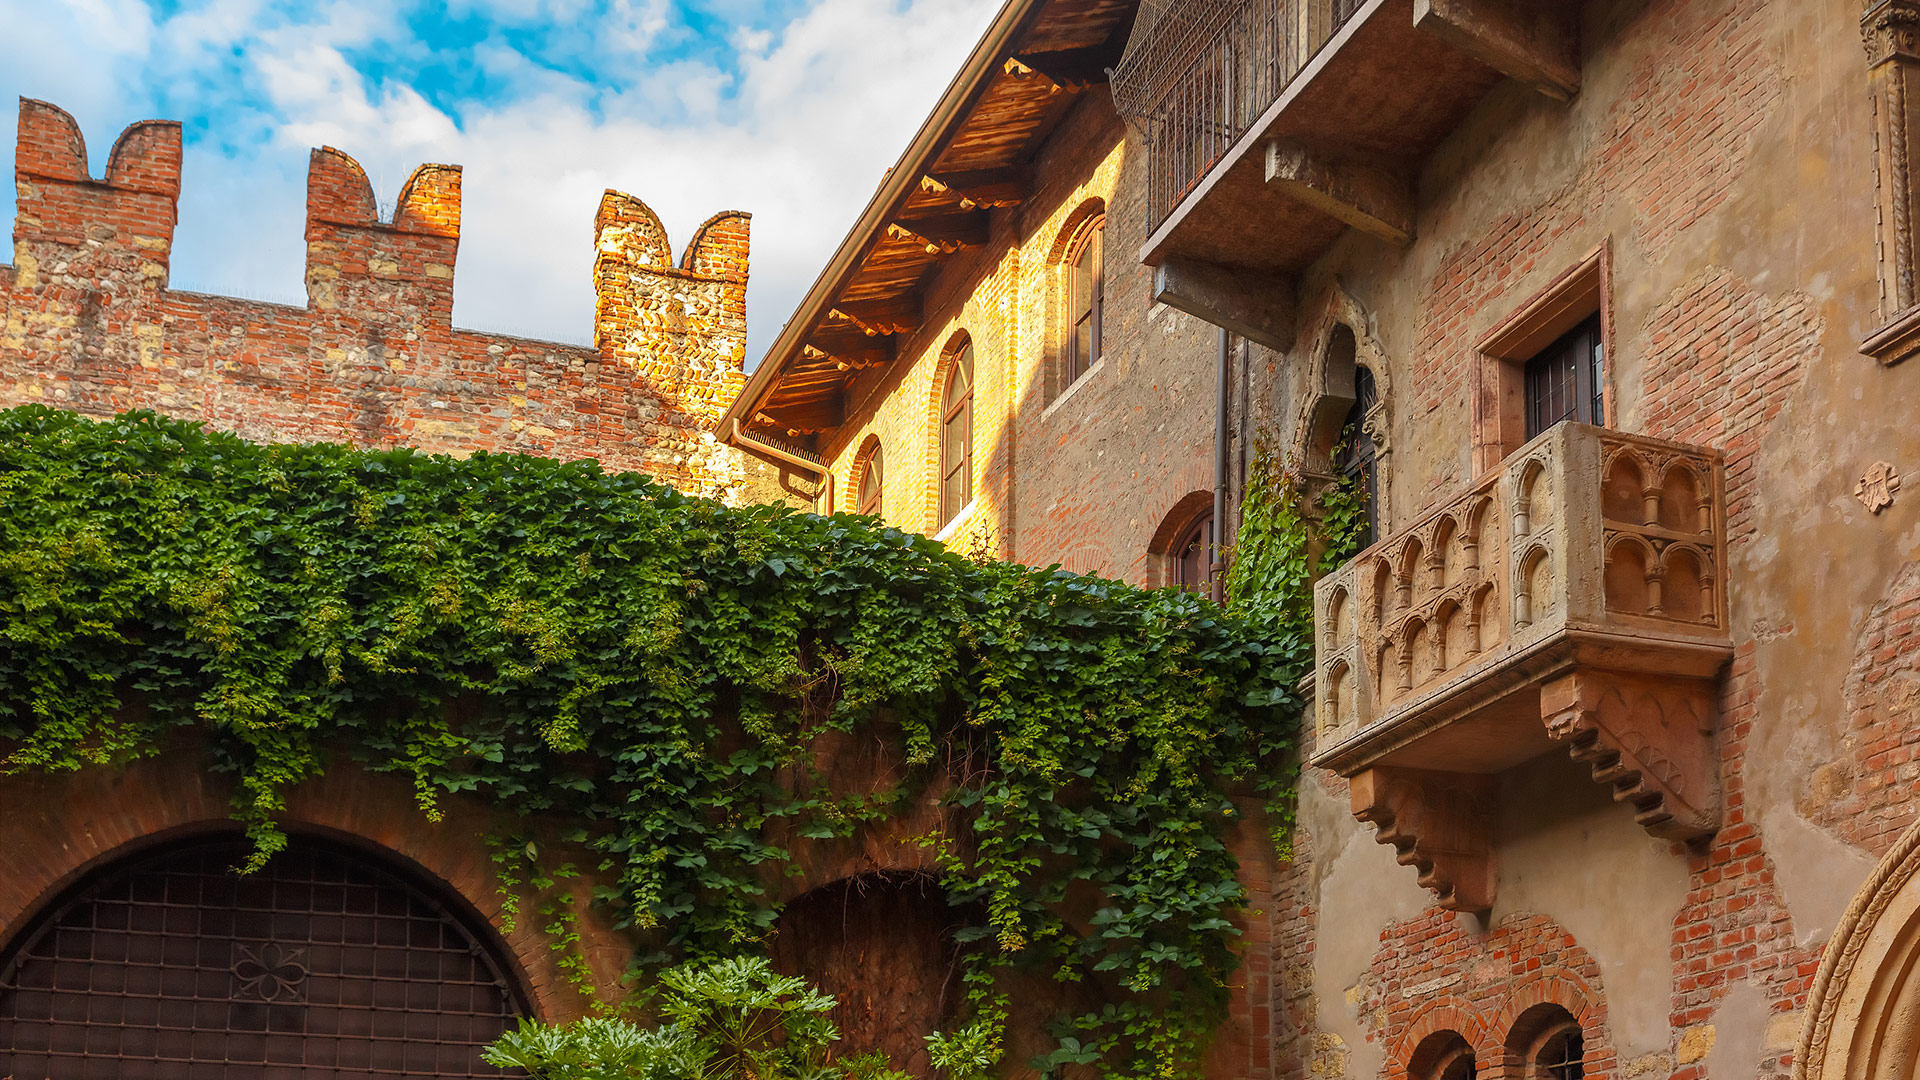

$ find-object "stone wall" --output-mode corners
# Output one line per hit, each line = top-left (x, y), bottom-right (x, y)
(0, 98), (766, 503)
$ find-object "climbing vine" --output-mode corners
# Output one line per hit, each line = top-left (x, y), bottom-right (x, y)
(0, 407), (1314, 1080)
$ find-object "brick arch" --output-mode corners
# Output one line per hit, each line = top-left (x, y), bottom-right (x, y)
(0, 749), (611, 1020)
(1047, 197), (1106, 266)
(1365, 912), (1613, 1080)
(1391, 996), (1495, 1080)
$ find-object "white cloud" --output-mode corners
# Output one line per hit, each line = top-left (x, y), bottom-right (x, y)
(0, 0), (1002, 359)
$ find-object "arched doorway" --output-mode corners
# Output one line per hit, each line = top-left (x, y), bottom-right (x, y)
(1796, 817), (1920, 1080)
(0, 835), (529, 1078)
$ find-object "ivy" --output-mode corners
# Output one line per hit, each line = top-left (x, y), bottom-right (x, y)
(0, 407), (1310, 1080)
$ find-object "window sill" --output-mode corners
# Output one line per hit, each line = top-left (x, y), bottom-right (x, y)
(933, 499), (980, 543)
(1040, 358), (1105, 422)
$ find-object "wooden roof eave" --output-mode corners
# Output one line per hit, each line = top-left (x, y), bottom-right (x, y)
(717, 0), (1051, 444)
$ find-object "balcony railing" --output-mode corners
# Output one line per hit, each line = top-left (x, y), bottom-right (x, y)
(1112, 0), (1367, 232)
(1309, 424), (1733, 909)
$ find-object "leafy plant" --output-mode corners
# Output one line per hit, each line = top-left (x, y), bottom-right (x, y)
(485, 957), (861, 1080)
(0, 407), (1312, 1080)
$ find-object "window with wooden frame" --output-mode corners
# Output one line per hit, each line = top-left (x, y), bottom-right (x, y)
(855, 440), (883, 517)
(1170, 511), (1214, 593)
(1066, 215), (1105, 386)
(1474, 245), (1610, 473)
(939, 342), (975, 528)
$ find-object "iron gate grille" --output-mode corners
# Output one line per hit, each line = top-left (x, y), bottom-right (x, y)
(0, 837), (527, 1079)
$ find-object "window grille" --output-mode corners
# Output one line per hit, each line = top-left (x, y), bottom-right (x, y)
(1524, 314), (1605, 439)
(0, 837), (526, 1079)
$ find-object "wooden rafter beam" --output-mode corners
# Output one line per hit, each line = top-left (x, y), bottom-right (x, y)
(887, 211), (992, 255)
(802, 336), (894, 372)
(1009, 41), (1122, 91)
(829, 297), (922, 336)
(922, 167), (1031, 208)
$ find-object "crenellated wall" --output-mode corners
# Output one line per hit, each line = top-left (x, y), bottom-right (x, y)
(0, 97), (766, 502)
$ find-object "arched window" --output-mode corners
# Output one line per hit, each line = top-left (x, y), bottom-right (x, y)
(856, 441), (884, 517)
(940, 342), (975, 528)
(0, 835), (527, 1079)
(1066, 215), (1105, 385)
(1534, 1025), (1584, 1080)
(1334, 361), (1379, 547)
(1171, 511), (1214, 593)
(1409, 1028), (1476, 1080)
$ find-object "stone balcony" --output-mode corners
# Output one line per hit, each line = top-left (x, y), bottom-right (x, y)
(1310, 423), (1732, 910)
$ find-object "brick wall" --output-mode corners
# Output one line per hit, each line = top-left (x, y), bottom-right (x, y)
(0, 98), (761, 502)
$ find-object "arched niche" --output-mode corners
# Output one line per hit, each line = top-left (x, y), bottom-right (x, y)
(1291, 285), (1394, 536)
(768, 872), (975, 1078)
(1796, 818), (1920, 1080)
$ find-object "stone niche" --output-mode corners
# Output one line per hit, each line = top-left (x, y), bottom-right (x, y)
(1311, 423), (1732, 911)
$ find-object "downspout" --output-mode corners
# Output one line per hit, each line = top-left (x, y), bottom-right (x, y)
(731, 419), (832, 515)
(1211, 327), (1230, 604)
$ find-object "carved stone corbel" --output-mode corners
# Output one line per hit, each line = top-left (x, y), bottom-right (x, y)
(1863, 0), (1920, 364)
(1350, 767), (1496, 912)
(1540, 669), (1721, 841)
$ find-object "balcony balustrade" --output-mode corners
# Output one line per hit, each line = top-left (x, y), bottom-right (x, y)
(1310, 424), (1732, 910)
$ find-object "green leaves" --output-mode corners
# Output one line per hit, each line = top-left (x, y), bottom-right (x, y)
(0, 407), (1309, 1080)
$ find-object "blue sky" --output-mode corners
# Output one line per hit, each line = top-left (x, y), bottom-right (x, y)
(0, 0), (1001, 358)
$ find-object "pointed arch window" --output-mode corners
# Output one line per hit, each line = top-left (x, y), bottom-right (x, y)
(856, 442), (884, 517)
(940, 342), (975, 528)
(1066, 216), (1105, 386)
(1335, 364), (1379, 548)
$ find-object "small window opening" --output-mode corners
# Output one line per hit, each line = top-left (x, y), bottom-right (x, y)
(1536, 1028), (1584, 1080)
(1067, 217), (1105, 386)
(1524, 313), (1605, 439)
(940, 343), (975, 528)
(1171, 512), (1214, 593)
(857, 444), (883, 517)
(1334, 364), (1379, 548)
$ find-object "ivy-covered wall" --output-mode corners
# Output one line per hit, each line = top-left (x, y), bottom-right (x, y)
(0, 407), (1316, 1080)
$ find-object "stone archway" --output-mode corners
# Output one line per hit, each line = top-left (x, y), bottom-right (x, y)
(1795, 818), (1920, 1080)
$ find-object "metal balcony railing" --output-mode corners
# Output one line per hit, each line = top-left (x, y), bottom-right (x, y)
(1111, 0), (1368, 232)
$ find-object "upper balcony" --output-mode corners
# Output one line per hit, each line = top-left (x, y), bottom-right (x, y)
(1111, 0), (1579, 348)
(1310, 424), (1731, 910)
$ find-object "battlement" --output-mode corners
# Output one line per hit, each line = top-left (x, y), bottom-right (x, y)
(2, 98), (763, 502)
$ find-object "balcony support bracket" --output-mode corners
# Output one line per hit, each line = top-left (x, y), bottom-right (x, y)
(1152, 258), (1296, 351)
(1265, 141), (1415, 245)
(1351, 767), (1496, 913)
(1413, 0), (1580, 102)
(1542, 668), (1722, 842)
